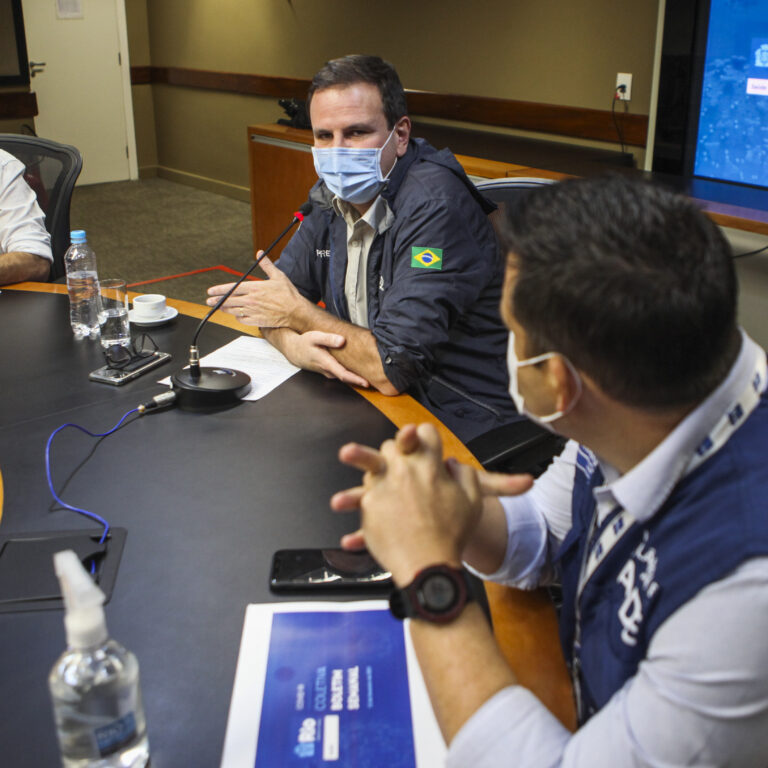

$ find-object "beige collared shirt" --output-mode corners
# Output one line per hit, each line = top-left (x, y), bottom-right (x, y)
(332, 195), (395, 328)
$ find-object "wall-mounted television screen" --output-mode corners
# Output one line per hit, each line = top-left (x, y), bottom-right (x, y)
(653, 0), (768, 192)
(693, 0), (768, 188)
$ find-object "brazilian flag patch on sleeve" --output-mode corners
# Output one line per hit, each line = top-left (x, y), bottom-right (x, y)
(410, 247), (443, 270)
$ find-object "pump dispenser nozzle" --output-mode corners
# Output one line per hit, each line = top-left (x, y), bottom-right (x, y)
(49, 551), (150, 765)
(54, 550), (108, 649)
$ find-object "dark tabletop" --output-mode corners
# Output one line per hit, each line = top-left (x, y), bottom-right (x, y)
(0, 289), (398, 767)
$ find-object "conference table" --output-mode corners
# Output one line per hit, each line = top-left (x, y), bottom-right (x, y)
(0, 284), (573, 766)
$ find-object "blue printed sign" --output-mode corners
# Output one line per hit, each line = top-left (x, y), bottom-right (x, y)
(255, 610), (416, 768)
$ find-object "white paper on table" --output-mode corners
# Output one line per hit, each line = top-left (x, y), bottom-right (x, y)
(220, 601), (446, 768)
(160, 336), (299, 400)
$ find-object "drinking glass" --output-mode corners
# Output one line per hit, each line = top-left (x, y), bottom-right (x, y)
(99, 278), (130, 349)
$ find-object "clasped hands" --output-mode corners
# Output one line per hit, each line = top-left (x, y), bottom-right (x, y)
(331, 423), (533, 587)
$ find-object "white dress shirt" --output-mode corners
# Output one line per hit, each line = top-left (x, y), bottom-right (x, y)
(453, 331), (768, 767)
(0, 149), (53, 262)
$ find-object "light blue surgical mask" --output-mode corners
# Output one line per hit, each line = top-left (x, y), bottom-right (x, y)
(506, 331), (582, 428)
(312, 128), (397, 204)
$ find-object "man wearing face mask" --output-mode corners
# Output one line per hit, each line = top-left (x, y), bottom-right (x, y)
(331, 175), (768, 766)
(207, 55), (519, 442)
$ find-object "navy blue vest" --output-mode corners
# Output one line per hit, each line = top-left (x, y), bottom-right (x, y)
(556, 392), (768, 723)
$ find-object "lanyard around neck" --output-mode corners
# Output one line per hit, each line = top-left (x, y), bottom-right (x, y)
(578, 351), (767, 597)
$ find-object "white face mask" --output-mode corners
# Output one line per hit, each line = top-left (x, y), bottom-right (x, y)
(506, 331), (582, 427)
(311, 128), (397, 204)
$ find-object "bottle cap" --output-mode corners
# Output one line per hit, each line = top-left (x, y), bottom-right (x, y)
(54, 550), (108, 649)
(70, 230), (87, 244)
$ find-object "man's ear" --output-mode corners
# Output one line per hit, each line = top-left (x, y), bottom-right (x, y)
(547, 355), (580, 413)
(395, 116), (411, 156)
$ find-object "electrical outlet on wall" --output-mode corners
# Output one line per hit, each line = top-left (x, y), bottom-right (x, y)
(616, 73), (632, 101)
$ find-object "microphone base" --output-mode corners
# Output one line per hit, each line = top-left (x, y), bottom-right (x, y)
(171, 366), (252, 411)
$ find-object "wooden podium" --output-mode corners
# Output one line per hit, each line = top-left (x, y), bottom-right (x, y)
(248, 124), (318, 259)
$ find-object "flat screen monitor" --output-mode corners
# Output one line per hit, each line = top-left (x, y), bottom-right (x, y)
(653, 0), (768, 192)
(694, 0), (768, 187)
(0, 0), (29, 87)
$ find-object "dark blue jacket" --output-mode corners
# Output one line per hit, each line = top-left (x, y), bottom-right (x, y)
(556, 392), (768, 724)
(276, 138), (520, 441)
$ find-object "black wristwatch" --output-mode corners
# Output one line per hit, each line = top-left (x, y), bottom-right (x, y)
(389, 564), (474, 624)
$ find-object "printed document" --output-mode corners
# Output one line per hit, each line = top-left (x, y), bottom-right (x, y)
(161, 336), (299, 400)
(220, 601), (445, 768)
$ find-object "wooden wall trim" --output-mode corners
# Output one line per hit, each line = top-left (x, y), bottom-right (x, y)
(130, 65), (152, 85)
(148, 66), (308, 100)
(131, 65), (647, 146)
(407, 90), (647, 146)
(0, 91), (38, 119)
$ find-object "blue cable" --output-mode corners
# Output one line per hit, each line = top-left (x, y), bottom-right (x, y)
(45, 408), (140, 569)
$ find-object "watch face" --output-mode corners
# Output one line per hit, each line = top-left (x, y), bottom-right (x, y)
(418, 573), (458, 612)
(389, 565), (472, 623)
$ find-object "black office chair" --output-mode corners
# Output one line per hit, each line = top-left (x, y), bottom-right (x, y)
(0, 134), (82, 281)
(474, 175), (558, 218)
(465, 177), (566, 477)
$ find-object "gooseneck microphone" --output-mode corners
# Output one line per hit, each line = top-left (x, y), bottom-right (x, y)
(172, 202), (312, 410)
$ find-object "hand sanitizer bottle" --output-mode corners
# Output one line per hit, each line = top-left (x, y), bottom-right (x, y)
(48, 551), (150, 767)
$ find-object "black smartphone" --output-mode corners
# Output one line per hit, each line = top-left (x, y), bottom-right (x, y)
(270, 548), (392, 592)
(89, 351), (171, 386)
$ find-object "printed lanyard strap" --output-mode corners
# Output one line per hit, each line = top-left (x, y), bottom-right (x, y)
(578, 506), (635, 595)
(687, 352), (767, 474)
(578, 352), (766, 597)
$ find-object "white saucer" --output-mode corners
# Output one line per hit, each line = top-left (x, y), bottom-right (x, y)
(129, 306), (178, 327)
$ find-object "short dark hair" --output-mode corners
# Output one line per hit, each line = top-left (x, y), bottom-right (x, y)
(307, 55), (408, 129)
(500, 175), (740, 409)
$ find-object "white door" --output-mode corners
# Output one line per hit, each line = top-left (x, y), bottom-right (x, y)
(21, 0), (137, 185)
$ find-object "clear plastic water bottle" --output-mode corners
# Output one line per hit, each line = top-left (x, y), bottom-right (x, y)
(65, 230), (102, 340)
(49, 551), (150, 768)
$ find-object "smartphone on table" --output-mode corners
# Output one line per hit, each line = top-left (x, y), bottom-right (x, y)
(270, 548), (393, 592)
(89, 351), (171, 386)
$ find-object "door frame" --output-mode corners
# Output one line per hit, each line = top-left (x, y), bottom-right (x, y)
(115, 0), (138, 180)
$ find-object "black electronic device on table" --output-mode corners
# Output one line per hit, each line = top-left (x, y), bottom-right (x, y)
(89, 351), (171, 385)
(270, 548), (393, 592)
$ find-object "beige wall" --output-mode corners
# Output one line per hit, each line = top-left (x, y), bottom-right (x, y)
(0, 118), (29, 133)
(133, 0), (660, 196)
(151, 86), (275, 195)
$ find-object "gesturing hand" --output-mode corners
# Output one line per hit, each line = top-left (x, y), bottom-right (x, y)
(206, 254), (304, 327)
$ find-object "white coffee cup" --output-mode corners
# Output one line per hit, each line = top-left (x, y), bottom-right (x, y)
(132, 293), (167, 320)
